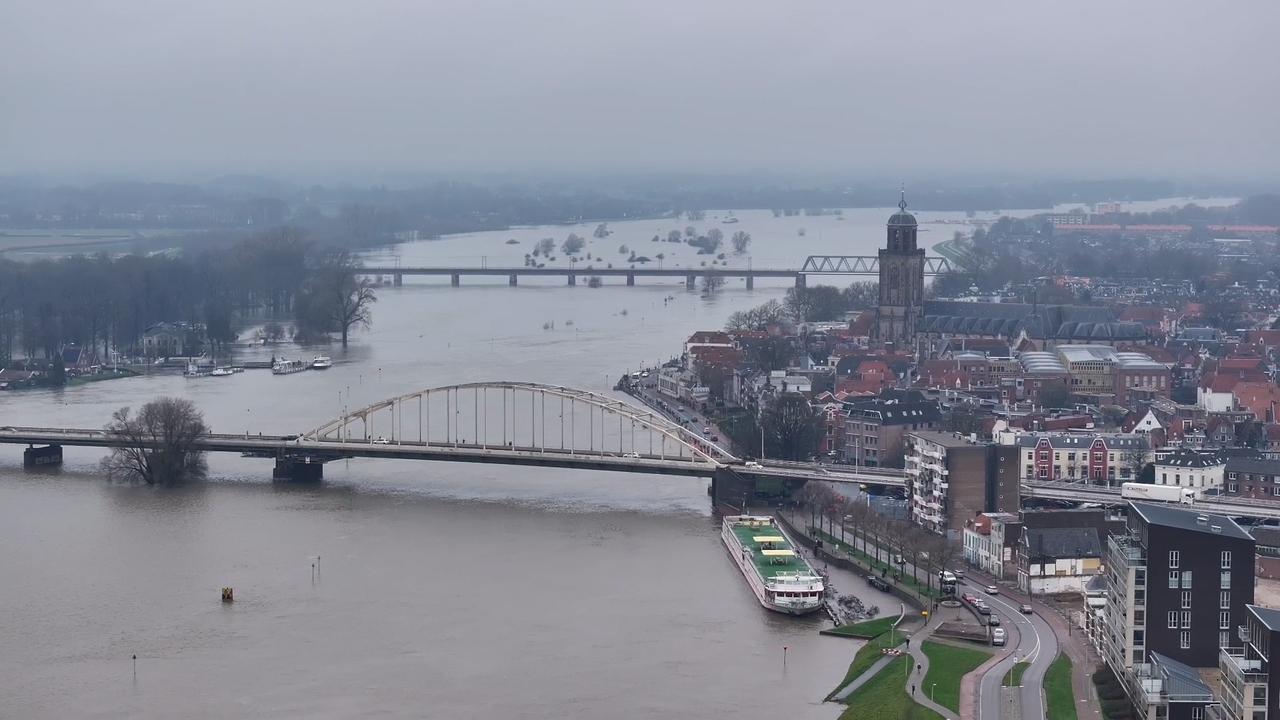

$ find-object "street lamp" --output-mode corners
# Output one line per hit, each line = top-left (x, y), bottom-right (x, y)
(930, 683), (936, 704)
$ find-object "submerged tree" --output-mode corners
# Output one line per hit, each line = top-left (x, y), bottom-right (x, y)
(103, 397), (208, 485)
(761, 392), (821, 461)
(295, 251), (378, 347)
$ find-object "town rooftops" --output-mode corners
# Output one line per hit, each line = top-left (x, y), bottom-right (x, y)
(909, 430), (984, 448)
(1129, 501), (1253, 541)
(1015, 433), (1149, 450)
(1147, 652), (1214, 701)
(1157, 449), (1224, 469)
(1224, 456), (1280, 476)
(1023, 527), (1103, 560)
(1248, 604), (1280, 632)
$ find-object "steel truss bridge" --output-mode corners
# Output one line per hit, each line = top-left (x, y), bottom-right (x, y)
(357, 255), (953, 288)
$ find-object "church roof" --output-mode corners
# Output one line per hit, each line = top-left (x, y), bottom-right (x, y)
(888, 191), (917, 227)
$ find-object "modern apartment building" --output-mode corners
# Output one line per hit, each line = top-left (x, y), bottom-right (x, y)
(904, 431), (1019, 535)
(1209, 604), (1280, 720)
(1101, 502), (1256, 720)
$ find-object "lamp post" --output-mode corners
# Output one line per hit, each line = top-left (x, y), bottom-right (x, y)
(930, 683), (936, 705)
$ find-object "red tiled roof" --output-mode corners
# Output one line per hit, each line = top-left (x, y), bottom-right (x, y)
(1234, 382), (1280, 421)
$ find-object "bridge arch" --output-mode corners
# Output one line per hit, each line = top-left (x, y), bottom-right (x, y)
(305, 381), (737, 465)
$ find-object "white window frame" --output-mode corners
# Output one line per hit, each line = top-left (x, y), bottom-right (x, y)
(1220, 611), (1230, 630)
(1222, 550), (1232, 569)
(1221, 571), (1232, 589)
(1169, 571), (1179, 589)
(1170, 550), (1181, 569)
(1168, 610), (1178, 629)
(1182, 570), (1193, 589)
(1182, 591), (1192, 609)
(1180, 630), (1191, 649)
(1221, 590), (1231, 609)
(1181, 610), (1191, 628)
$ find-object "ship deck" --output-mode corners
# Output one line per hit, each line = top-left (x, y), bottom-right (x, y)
(729, 521), (815, 581)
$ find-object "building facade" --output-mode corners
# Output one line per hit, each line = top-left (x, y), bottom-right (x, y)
(1101, 503), (1256, 720)
(874, 193), (925, 350)
(904, 431), (1018, 535)
(1017, 433), (1151, 484)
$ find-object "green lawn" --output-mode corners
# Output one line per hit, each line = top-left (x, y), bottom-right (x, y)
(1044, 653), (1079, 720)
(839, 655), (945, 720)
(826, 631), (904, 700)
(827, 615), (898, 638)
(1003, 661), (1030, 687)
(922, 640), (992, 713)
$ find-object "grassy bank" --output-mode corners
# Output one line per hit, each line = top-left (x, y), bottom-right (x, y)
(805, 524), (939, 600)
(1045, 654), (1079, 720)
(824, 615), (898, 639)
(922, 640), (992, 713)
(1003, 661), (1030, 686)
(839, 655), (944, 720)
(825, 630), (903, 700)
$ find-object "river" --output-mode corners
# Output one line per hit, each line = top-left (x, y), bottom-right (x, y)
(0, 199), (1231, 718)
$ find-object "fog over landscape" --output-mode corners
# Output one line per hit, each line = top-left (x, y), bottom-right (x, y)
(3, 0), (1278, 182)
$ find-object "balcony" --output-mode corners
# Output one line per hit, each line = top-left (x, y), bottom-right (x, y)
(1220, 646), (1267, 684)
(1107, 534), (1146, 568)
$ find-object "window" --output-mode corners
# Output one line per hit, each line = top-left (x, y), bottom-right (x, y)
(1222, 590), (1232, 609)
(1135, 569), (1146, 587)
(1221, 611), (1230, 629)
(1182, 570), (1193, 589)
(1182, 611), (1191, 628)
(1219, 631), (1231, 649)
(1170, 550), (1181, 569)
(1192, 707), (1204, 720)
(1222, 551), (1232, 569)
(1229, 482), (1238, 492)
(1168, 611), (1178, 629)
(1180, 631), (1191, 649)
(1133, 629), (1145, 646)
(1222, 571), (1232, 589)
(1182, 591), (1191, 609)
(1169, 571), (1180, 589)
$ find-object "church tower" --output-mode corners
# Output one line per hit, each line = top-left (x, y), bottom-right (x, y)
(874, 190), (926, 349)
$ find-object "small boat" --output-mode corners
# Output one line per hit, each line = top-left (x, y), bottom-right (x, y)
(722, 217), (739, 224)
(271, 358), (308, 375)
(184, 362), (209, 378)
(210, 367), (234, 377)
(311, 356), (333, 370)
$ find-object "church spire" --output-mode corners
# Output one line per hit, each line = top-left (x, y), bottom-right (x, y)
(899, 184), (908, 212)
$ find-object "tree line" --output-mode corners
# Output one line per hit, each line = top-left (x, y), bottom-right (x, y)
(0, 227), (376, 366)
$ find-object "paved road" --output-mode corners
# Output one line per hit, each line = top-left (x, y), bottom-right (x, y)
(965, 580), (1057, 720)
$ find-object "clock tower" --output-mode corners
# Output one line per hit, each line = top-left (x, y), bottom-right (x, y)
(874, 191), (925, 349)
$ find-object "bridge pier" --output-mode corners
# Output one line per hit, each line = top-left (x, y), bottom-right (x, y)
(23, 444), (62, 469)
(451, 273), (460, 287)
(509, 274), (518, 286)
(686, 274), (697, 290)
(273, 457), (323, 482)
(568, 273), (576, 286)
(794, 274), (807, 289)
(393, 273), (403, 287)
(745, 275), (754, 290)
(626, 273), (635, 286)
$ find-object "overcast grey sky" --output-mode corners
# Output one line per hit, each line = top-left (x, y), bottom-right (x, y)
(3, 1), (1278, 183)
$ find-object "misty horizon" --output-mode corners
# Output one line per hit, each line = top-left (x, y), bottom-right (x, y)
(3, 1), (1278, 183)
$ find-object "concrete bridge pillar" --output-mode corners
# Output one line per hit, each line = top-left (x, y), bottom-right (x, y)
(23, 444), (62, 468)
(794, 274), (807, 289)
(273, 457), (323, 482)
(745, 275), (754, 290)
(451, 273), (461, 287)
(568, 273), (576, 286)
(509, 274), (518, 286)
(686, 274), (697, 290)
(393, 273), (403, 287)
(626, 273), (635, 286)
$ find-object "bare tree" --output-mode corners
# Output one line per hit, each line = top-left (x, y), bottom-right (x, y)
(731, 230), (752, 254)
(103, 397), (208, 485)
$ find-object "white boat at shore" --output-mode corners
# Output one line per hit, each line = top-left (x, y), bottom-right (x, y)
(311, 356), (333, 370)
(210, 367), (234, 377)
(721, 515), (824, 616)
(271, 358), (308, 375)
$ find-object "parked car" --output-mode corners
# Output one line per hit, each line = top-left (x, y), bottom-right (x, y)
(1020, 604), (1033, 614)
(868, 576), (890, 592)
(975, 602), (991, 615)
(987, 615), (1001, 627)
(991, 628), (1006, 646)
(985, 585), (999, 595)
(961, 594), (976, 604)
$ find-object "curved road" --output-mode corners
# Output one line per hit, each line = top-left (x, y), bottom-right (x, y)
(967, 579), (1057, 720)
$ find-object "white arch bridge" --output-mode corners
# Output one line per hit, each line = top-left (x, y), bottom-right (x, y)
(0, 382), (909, 495)
(300, 381), (737, 473)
